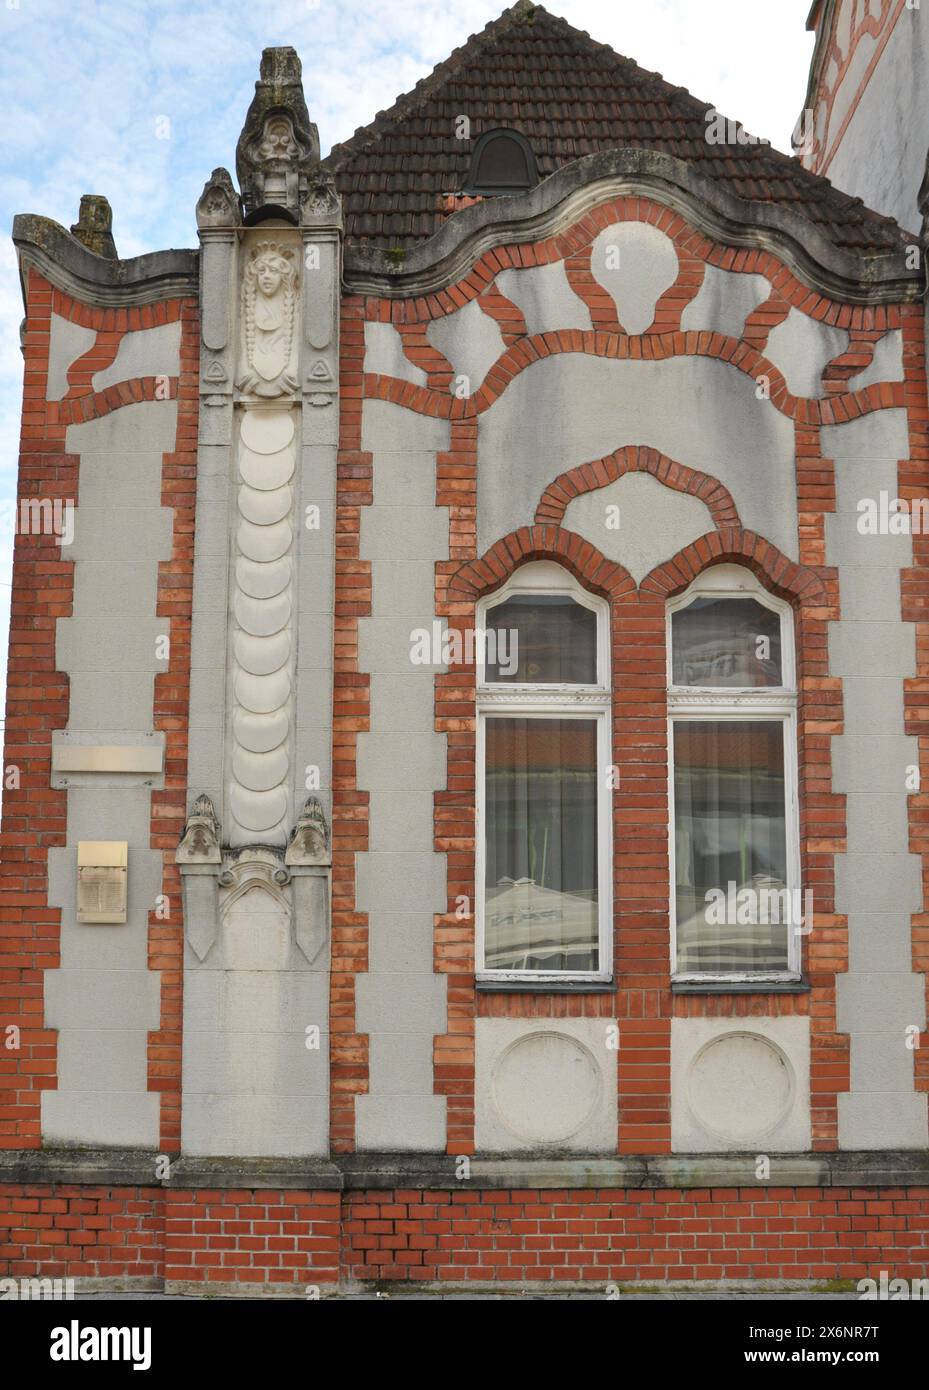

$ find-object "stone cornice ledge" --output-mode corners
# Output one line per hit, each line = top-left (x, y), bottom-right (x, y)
(342, 149), (921, 306)
(13, 214), (198, 309)
(2, 1149), (928, 1191)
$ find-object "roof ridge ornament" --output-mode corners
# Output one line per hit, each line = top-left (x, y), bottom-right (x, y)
(196, 168), (242, 230)
(70, 194), (117, 260)
(236, 45), (322, 222)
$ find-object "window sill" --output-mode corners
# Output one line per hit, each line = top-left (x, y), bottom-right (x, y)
(671, 975), (809, 995)
(475, 977), (615, 994)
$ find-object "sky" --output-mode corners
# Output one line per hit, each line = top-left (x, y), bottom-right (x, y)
(0, 0), (816, 718)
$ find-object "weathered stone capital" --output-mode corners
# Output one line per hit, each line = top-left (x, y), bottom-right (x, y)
(176, 794), (222, 865)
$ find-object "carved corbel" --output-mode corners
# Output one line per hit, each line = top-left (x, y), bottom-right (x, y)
(285, 797), (331, 965)
(176, 794), (222, 962)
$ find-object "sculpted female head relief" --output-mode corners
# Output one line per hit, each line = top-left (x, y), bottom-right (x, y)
(238, 240), (300, 396)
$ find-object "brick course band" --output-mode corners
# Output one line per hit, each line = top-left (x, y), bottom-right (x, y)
(2, 1175), (927, 1290)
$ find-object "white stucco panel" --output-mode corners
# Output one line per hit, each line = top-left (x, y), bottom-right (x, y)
(589, 222), (680, 334)
(92, 320), (182, 391)
(476, 1018), (617, 1154)
(364, 320), (427, 386)
(496, 261), (592, 336)
(680, 264), (771, 341)
(563, 471), (713, 583)
(765, 307), (849, 399)
(477, 353), (798, 560)
(426, 296), (504, 394)
(671, 1016), (811, 1153)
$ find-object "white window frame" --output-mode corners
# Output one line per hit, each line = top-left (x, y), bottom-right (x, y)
(475, 561), (612, 985)
(667, 564), (802, 985)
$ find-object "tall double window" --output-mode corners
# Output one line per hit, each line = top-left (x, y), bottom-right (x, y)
(475, 559), (800, 988)
(668, 565), (802, 983)
(476, 563), (612, 984)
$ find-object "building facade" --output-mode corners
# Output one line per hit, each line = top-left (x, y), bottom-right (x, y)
(799, 0), (928, 235)
(1, 2), (928, 1294)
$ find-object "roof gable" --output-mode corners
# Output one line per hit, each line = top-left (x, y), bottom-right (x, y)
(323, 0), (908, 254)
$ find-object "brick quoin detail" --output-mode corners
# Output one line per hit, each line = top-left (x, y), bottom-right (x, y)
(0, 273), (198, 1151)
(331, 296), (372, 1153)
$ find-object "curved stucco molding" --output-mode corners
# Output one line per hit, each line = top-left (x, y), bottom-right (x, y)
(342, 149), (920, 304)
(13, 213), (198, 308)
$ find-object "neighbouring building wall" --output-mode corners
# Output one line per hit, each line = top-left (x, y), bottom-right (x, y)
(801, 0), (929, 235)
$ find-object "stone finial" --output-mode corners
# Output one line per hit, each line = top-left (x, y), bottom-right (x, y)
(236, 46), (321, 219)
(176, 793), (222, 864)
(70, 194), (117, 259)
(196, 168), (242, 229)
(285, 796), (330, 866)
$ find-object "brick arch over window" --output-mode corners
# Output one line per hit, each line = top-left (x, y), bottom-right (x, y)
(448, 523), (830, 611)
(534, 446), (741, 530)
(447, 525), (636, 604)
(639, 527), (831, 609)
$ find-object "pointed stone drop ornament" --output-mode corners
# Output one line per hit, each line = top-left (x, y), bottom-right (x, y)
(285, 797), (331, 964)
(176, 794), (222, 962)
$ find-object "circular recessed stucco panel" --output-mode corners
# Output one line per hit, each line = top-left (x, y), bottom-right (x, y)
(238, 445), (295, 490)
(491, 1032), (602, 1145)
(235, 555), (292, 600)
(238, 482), (293, 526)
(240, 410), (295, 455)
(687, 1032), (794, 1143)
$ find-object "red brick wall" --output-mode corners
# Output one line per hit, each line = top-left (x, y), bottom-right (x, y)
(0, 1184), (163, 1282)
(0, 273), (199, 1150)
(2, 1182), (927, 1288)
(164, 1189), (340, 1288)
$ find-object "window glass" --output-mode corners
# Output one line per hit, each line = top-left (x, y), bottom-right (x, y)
(484, 717), (599, 972)
(484, 595), (597, 684)
(673, 720), (790, 973)
(672, 596), (782, 688)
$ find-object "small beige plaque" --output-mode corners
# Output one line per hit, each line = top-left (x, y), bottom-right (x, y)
(76, 841), (128, 924)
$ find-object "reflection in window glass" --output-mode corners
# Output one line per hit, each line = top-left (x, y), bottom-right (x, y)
(672, 596), (782, 688)
(673, 720), (789, 973)
(484, 595), (597, 684)
(484, 718), (598, 971)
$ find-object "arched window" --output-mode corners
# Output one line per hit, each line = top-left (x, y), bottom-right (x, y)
(667, 565), (802, 983)
(476, 562), (611, 983)
(466, 128), (537, 195)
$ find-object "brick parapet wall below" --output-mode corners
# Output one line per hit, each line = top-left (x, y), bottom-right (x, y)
(2, 1179), (927, 1292)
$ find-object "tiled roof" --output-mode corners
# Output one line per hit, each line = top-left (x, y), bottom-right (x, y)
(323, 0), (909, 254)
